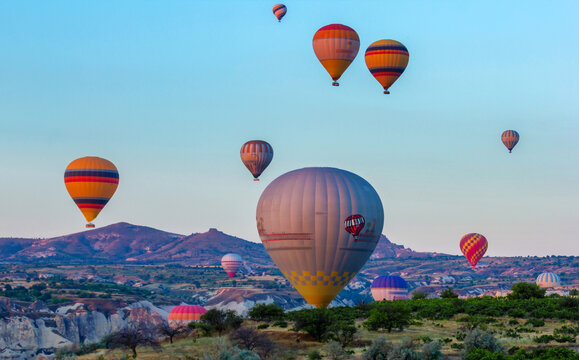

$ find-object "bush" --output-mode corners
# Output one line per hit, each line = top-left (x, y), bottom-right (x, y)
(387, 338), (419, 360)
(507, 283), (545, 300)
(201, 309), (244, 336)
(291, 308), (335, 342)
(362, 336), (392, 360)
(257, 324), (269, 329)
(524, 318), (545, 327)
(272, 320), (288, 328)
(307, 349), (322, 360)
(323, 340), (350, 360)
(463, 348), (507, 360)
(412, 291), (428, 300)
(420, 341), (442, 360)
(463, 327), (504, 356)
(440, 288), (459, 299)
(248, 303), (285, 322)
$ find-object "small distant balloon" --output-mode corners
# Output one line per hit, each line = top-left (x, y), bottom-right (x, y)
(536, 272), (560, 288)
(313, 24), (360, 86)
(272, 4), (287, 22)
(240, 140), (274, 181)
(459, 233), (488, 268)
(501, 130), (519, 153)
(365, 40), (409, 94)
(221, 253), (243, 279)
(344, 214), (365, 241)
(371, 275), (409, 301)
(168, 305), (207, 327)
(64, 156), (119, 228)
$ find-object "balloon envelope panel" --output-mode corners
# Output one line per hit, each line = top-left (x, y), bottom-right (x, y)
(256, 167), (384, 308)
(64, 156), (119, 224)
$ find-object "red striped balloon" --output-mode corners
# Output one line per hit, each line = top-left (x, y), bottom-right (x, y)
(344, 214), (365, 241)
(459, 233), (488, 268)
(240, 140), (274, 181)
(312, 24), (360, 86)
(221, 253), (242, 279)
(272, 4), (287, 22)
(168, 305), (207, 326)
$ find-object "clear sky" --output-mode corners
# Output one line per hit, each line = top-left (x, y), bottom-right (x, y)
(0, 1), (578, 256)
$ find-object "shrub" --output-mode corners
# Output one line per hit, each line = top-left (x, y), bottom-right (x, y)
(273, 320), (288, 328)
(420, 341), (442, 360)
(363, 302), (412, 332)
(440, 289), (459, 299)
(323, 340), (350, 360)
(257, 323), (269, 329)
(362, 336), (392, 360)
(463, 327), (504, 356)
(387, 338), (419, 360)
(524, 318), (545, 327)
(412, 291), (428, 300)
(307, 349), (322, 360)
(463, 348), (507, 360)
(507, 283), (545, 300)
(248, 303), (285, 322)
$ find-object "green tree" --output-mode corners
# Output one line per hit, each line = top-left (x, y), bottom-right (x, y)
(463, 327), (504, 358)
(201, 309), (243, 336)
(247, 303), (285, 322)
(507, 283), (545, 300)
(291, 308), (335, 342)
(441, 288), (459, 299)
(363, 302), (412, 333)
(412, 291), (428, 300)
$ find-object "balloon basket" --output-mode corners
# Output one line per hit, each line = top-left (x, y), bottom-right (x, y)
(332, 82), (339, 86)
(86, 223), (95, 228)
(253, 179), (260, 181)
(384, 90), (390, 94)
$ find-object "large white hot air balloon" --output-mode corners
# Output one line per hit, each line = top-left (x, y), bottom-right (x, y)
(256, 167), (384, 308)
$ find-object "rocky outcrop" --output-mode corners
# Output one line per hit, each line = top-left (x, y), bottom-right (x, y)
(0, 298), (163, 360)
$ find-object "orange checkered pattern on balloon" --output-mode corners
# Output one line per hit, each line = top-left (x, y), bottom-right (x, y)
(460, 233), (488, 267)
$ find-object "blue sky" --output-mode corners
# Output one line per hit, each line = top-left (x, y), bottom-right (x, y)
(0, 1), (578, 256)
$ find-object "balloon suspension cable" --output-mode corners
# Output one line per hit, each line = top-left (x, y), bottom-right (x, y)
(332, 81), (339, 86)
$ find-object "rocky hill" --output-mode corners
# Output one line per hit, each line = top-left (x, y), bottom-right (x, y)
(0, 222), (419, 265)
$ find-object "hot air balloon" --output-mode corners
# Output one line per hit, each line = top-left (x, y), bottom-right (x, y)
(240, 140), (274, 181)
(256, 167), (384, 308)
(221, 253), (243, 279)
(371, 275), (409, 301)
(460, 233), (488, 268)
(168, 305), (207, 327)
(536, 272), (561, 288)
(272, 4), (287, 22)
(312, 24), (360, 86)
(501, 130), (519, 153)
(365, 40), (409, 94)
(64, 156), (119, 228)
(344, 214), (365, 241)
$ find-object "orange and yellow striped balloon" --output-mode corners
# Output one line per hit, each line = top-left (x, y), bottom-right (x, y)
(312, 24), (360, 86)
(459, 233), (488, 268)
(501, 130), (519, 153)
(64, 157), (119, 228)
(365, 40), (409, 94)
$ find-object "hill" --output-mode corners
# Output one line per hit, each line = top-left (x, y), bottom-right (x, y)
(0, 222), (419, 265)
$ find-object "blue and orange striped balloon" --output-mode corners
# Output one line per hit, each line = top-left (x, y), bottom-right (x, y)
(64, 156), (119, 228)
(365, 40), (409, 94)
(371, 275), (409, 301)
(460, 233), (488, 268)
(240, 140), (274, 181)
(272, 4), (287, 22)
(536, 272), (561, 288)
(501, 130), (519, 153)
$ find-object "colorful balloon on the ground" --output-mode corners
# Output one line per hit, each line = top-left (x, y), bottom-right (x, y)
(344, 214), (365, 241)
(168, 305), (207, 327)
(371, 275), (409, 301)
(256, 167), (384, 308)
(312, 24), (360, 86)
(221, 253), (243, 279)
(536, 272), (561, 288)
(365, 40), (409, 94)
(501, 130), (519, 153)
(240, 140), (274, 181)
(272, 4), (287, 22)
(460, 233), (488, 268)
(64, 156), (119, 228)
